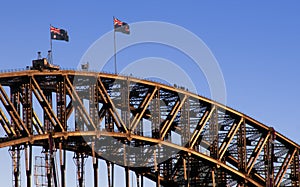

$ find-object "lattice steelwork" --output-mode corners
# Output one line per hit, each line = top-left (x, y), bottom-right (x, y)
(0, 69), (299, 187)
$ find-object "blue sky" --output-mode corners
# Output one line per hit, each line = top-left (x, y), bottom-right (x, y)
(0, 1), (300, 186)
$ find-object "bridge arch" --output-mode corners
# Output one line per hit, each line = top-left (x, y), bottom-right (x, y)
(0, 70), (298, 186)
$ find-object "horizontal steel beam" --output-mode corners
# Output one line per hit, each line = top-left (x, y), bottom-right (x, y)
(0, 131), (263, 186)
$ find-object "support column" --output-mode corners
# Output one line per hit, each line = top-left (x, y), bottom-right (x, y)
(93, 159), (98, 187)
(183, 156), (190, 187)
(141, 174), (144, 187)
(59, 142), (66, 187)
(45, 150), (52, 187)
(89, 80), (98, 130)
(151, 91), (160, 139)
(156, 170), (160, 187)
(112, 163), (114, 187)
(154, 149), (160, 187)
(10, 146), (21, 187)
(25, 145), (32, 187)
(80, 155), (84, 187)
(238, 120), (247, 170)
(56, 79), (66, 131)
(187, 155), (190, 187)
(15, 148), (21, 187)
(291, 149), (300, 186)
(125, 167), (130, 187)
(23, 82), (32, 134)
(74, 153), (85, 187)
(237, 119), (247, 185)
(10, 86), (22, 187)
(181, 98), (190, 145)
(209, 107), (222, 185)
(51, 155), (58, 187)
(106, 161), (115, 187)
(106, 161), (111, 187)
(212, 169), (215, 187)
(136, 173), (140, 187)
(121, 79), (130, 129)
(266, 127), (275, 187)
(92, 142), (98, 187)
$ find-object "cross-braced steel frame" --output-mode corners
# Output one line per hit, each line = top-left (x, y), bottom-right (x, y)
(0, 70), (299, 187)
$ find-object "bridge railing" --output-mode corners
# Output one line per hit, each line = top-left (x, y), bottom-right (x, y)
(0, 68), (26, 73)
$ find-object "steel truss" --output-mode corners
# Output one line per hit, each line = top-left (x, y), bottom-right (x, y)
(0, 70), (299, 187)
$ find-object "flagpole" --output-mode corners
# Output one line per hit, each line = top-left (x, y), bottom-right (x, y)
(50, 24), (53, 64)
(113, 17), (117, 74)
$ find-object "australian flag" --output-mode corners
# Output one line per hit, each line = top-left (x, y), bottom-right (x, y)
(50, 26), (69, 42)
(114, 17), (130, 34)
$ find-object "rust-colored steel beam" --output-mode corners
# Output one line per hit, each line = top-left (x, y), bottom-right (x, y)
(0, 84), (30, 135)
(247, 133), (270, 175)
(219, 118), (243, 160)
(98, 105), (107, 125)
(32, 111), (44, 134)
(160, 95), (187, 140)
(57, 79), (67, 130)
(0, 107), (16, 136)
(275, 148), (296, 187)
(189, 106), (215, 148)
(31, 77), (64, 132)
(237, 118), (247, 173)
(65, 76), (97, 130)
(97, 78), (128, 133)
(130, 87), (157, 132)
(20, 82), (33, 135)
(66, 101), (73, 120)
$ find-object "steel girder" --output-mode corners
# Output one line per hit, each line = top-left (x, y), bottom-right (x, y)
(0, 70), (298, 186)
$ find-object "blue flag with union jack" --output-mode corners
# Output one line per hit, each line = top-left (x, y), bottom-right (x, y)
(114, 17), (130, 34)
(50, 26), (69, 42)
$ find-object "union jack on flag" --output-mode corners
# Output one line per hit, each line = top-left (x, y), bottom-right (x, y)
(114, 17), (130, 34)
(50, 26), (69, 42)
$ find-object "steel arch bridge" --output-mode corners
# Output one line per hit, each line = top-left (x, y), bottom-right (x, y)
(0, 69), (299, 187)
